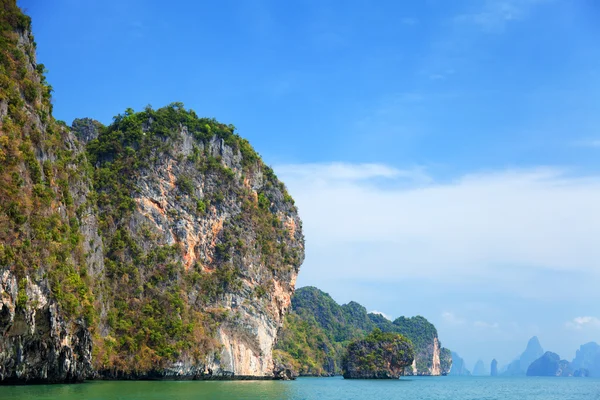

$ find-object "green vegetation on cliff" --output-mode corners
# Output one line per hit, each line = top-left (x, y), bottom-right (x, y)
(373, 315), (444, 373)
(342, 328), (414, 379)
(1, 1), (304, 382)
(85, 103), (302, 373)
(0, 0), (94, 324)
(275, 287), (452, 376)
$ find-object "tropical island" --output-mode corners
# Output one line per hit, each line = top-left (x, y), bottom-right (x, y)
(342, 329), (414, 379)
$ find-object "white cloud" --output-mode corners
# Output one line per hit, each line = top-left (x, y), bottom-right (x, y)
(370, 310), (393, 321)
(276, 162), (600, 298)
(474, 321), (500, 329)
(442, 312), (466, 325)
(565, 316), (600, 330)
(276, 162), (429, 183)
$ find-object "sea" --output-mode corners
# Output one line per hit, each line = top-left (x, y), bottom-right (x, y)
(1, 376), (599, 400)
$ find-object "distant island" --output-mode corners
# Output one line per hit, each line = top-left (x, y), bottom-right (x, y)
(275, 286), (452, 377)
(448, 352), (471, 376)
(470, 337), (600, 378)
(527, 352), (572, 377)
(526, 343), (600, 377)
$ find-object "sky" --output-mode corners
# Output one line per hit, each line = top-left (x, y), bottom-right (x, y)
(19, 0), (600, 369)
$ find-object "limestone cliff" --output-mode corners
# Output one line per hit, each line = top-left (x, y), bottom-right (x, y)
(0, 1), (304, 383)
(86, 106), (304, 379)
(0, 1), (98, 382)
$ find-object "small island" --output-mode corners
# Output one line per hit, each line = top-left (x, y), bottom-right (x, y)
(342, 329), (414, 379)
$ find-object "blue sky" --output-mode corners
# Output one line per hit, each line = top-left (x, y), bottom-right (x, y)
(21, 0), (600, 369)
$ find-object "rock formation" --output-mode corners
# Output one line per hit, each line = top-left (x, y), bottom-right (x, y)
(342, 329), (414, 379)
(503, 336), (544, 376)
(0, 1), (304, 383)
(490, 359), (498, 376)
(448, 352), (471, 376)
(571, 342), (600, 377)
(473, 360), (487, 376)
(526, 352), (572, 377)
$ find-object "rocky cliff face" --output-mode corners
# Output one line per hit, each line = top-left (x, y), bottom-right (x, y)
(0, 2), (99, 382)
(0, 1), (303, 383)
(86, 106), (304, 379)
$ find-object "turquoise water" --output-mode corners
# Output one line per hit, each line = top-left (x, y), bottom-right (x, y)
(1, 376), (599, 399)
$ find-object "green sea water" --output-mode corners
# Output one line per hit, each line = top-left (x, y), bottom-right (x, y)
(1, 376), (599, 400)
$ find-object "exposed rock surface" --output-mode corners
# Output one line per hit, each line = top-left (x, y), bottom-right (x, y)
(342, 329), (414, 379)
(526, 352), (572, 377)
(70, 118), (103, 144)
(0, 273), (93, 383)
(87, 110), (304, 379)
(0, 2), (98, 383)
(0, 1), (304, 383)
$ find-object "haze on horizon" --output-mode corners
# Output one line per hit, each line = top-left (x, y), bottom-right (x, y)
(20, 0), (599, 367)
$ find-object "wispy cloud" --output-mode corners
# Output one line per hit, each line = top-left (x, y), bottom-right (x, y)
(474, 321), (500, 329)
(276, 162), (432, 185)
(370, 310), (393, 320)
(565, 316), (600, 330)
(442, 312), (466, 325)
(276, 163), (600, 299)
(572, 139), (600, 148)
(454, 0), (548, 33)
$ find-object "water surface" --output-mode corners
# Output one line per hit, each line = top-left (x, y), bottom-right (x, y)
(1, 376), (599, 399)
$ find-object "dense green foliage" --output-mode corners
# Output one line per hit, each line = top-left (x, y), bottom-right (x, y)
(274, 313), (339, 376)
(342, 328), (414, 379)
(0, 0), (94, 324)
(276, 287), (451, 376)
(388, 316), (439, 372)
